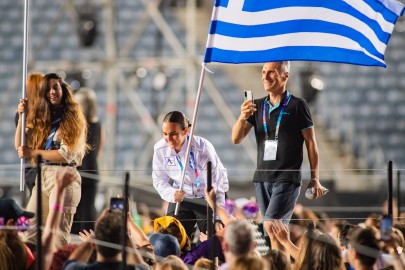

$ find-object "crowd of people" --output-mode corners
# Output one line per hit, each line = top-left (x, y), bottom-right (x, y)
(2, 184), (405, 270)
(1, 62), (405, 269)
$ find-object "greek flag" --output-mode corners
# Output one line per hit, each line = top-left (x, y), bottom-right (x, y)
(204, 0), (405, 67)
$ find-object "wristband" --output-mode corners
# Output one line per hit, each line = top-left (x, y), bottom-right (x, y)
(51, 203), (63, 212)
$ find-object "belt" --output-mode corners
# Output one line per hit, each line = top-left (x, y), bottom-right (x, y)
(42, 161), (76, 167)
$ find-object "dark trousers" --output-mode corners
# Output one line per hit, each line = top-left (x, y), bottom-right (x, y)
(71, 181), (97, 234)
(166, 198), (207, 238)
(25, 164), (37, 194)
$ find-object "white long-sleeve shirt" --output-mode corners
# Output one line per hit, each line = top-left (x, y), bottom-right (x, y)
(152, 135), (228, 205)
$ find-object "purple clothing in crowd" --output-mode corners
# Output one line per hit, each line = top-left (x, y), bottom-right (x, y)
(181, 236), (225, 265)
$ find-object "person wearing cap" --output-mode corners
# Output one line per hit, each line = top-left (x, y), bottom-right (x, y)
(15, 73), (88, 247)
(0, 198), (35, 269)
(149, 233), (181, 259)
(0, 198), (35, 225)
(154, 216), (190, 255)
(152, 111), (228, 238)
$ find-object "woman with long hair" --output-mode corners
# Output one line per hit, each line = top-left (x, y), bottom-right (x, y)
(152, 111), (229, 238)
(295, 230), (344, 270)
(15, 73), (88, 247)
(14, 72), (44, 193)
(0, 229), (29, 270)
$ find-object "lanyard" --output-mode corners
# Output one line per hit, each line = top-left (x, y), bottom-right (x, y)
(175, 135), (201, 188)
(45, 105), (63, 150)
(262, 92), (291, 140)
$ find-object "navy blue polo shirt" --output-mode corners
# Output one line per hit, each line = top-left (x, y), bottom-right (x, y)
(247, 93), (313, 183)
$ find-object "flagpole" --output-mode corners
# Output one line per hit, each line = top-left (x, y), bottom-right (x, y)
(175, 63), (207, 215)
(175, 3), (218, 215)
(20, 0), (30, 192)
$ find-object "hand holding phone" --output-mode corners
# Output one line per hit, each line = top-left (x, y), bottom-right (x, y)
(244, 90), (253, 101)
(110, 197), (125, 211)
(380, 215), (392, 241)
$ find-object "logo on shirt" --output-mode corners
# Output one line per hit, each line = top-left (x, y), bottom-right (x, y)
(165, 157), (176, 166)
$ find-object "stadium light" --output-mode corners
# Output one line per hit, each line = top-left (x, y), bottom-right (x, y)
(77, 3), (98, 47)
(300, 68), (324, 104)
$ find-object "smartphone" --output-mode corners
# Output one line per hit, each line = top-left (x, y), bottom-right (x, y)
(380, 215), (392, 241)
(244, 90), (253, 101)
(110, 197), (125, 211)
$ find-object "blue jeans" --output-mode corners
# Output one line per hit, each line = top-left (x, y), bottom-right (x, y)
(255, 181), (300, 226)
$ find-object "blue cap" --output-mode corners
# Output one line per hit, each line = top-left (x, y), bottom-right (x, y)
(149, 233), (180, 258)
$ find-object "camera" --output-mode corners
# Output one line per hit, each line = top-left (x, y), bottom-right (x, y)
(110, 197), (125, 212)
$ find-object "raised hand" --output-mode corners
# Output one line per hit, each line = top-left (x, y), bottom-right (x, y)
(240, 99), (256, 120)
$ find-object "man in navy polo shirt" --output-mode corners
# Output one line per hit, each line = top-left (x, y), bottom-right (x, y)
(231, 61), (326, 253)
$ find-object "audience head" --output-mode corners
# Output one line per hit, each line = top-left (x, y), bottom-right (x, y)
(348, 227), (380, 267)
(154, 216), (189, 252)
(229, 254), (265, 270)
(301, 208), (321, 231)
(94, 211), (124, 259)
(224, 220), (255, 256)
(0, 198), (34, 226)
(156, 255), (188, 270)
(363, 213), (381, 229)
(337, 223), (357, 249)
(393, 223), (405, 249)
(296, 229), (343, 270)
(262, 250), (291, 270)
(192, 258), (217, 270)
(288, 212), (305, 244)
(150, 233), (180, 258)
(0, 229), (29, 270)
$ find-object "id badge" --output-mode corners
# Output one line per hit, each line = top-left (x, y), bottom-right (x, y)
(264, 140), (278, 161)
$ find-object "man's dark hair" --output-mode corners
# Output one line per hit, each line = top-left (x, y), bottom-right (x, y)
(348, 227), (380, 267)
(338, 223), (356, 248)
(95, 211), (124, 258)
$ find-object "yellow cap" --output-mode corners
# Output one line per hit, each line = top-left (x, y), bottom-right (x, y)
(153, 216), (187, 249)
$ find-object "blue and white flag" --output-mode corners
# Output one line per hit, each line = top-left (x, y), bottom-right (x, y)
(204, 0), (405, 67)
